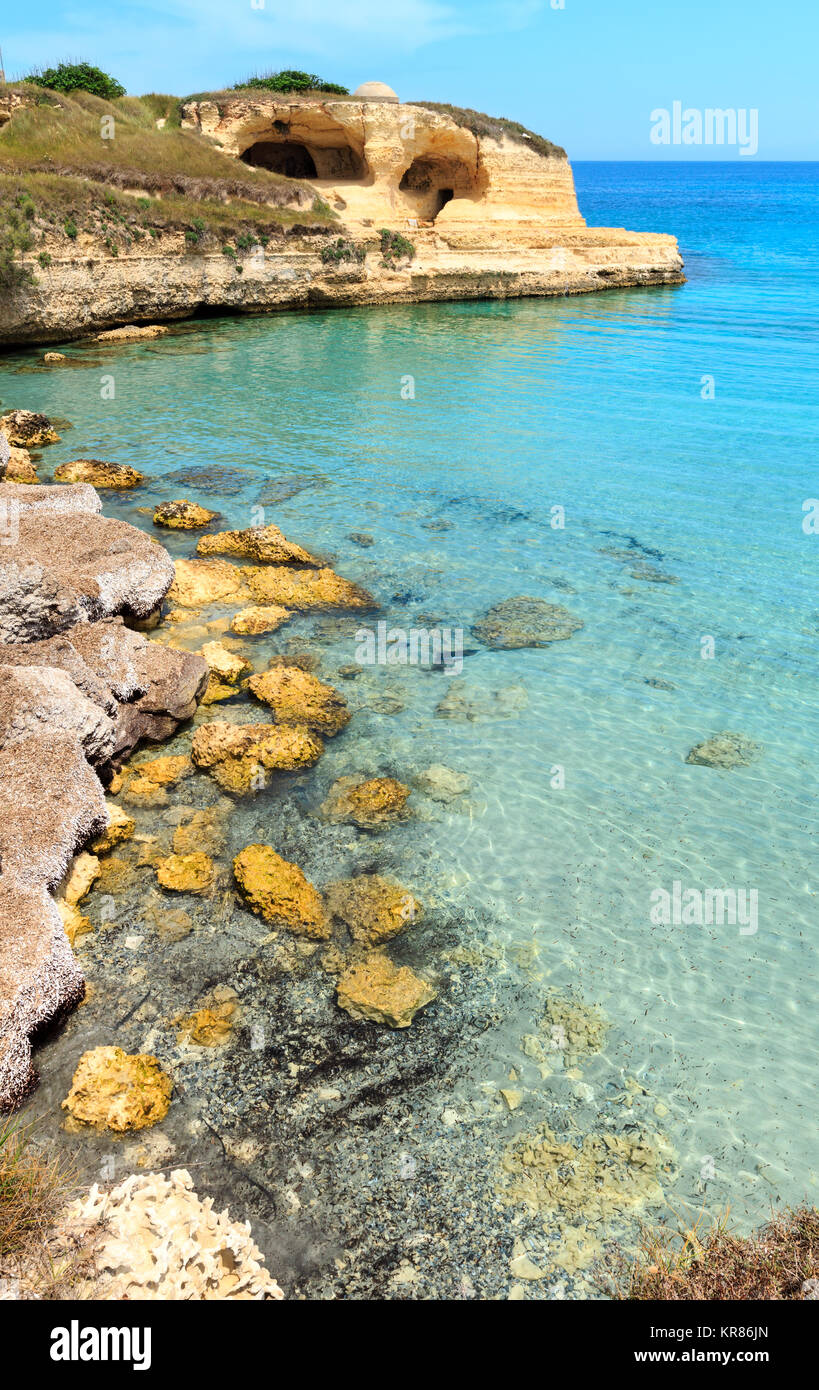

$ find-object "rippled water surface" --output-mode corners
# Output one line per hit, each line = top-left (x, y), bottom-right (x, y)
(3, 162), (817, 1253)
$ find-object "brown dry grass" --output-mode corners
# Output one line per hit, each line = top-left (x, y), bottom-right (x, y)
(600, 1205), (819, 1301)
(0, 1115), (95, 1299)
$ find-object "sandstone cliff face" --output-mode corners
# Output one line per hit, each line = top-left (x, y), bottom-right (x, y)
(0, 96), (683, 346)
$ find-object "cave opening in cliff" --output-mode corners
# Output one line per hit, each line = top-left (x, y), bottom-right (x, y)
(399, 155), (476, 219)
(239, 137), (367, 181)
(240, 141), (318, 178)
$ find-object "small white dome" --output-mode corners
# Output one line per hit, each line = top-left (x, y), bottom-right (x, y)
(353, 81), (399, 103)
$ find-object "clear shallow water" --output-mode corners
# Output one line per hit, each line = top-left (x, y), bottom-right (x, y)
(3, 163), (817, 1237)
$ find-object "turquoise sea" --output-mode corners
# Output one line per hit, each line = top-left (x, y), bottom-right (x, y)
(3, 161), (817, 1284)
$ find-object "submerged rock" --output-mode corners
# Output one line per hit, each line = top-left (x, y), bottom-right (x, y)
(321, 775), (411, 829)
(167, 557), (247, 609)
(192, 719), (323, 793)
(246, 665), (350, 736)
(172, 807), (228, 858)
(0, 409), (60, 447)
(156, 852), (215, 895)
(325, 873), (421, 945)
(435, 679), (528, 721)
(243, 565), (377, 612)
(54, 459), (144, 489)
(414, 763), (471, 802)
(153, 499), (218, 530)
(685, 732), (761, 769)
(62, 1045), (172, 1133)
(63, 1168), (283, 1299)
(336, 952), (436, 1028)
(233, 844), (330, 939)
(230, 604), (292, 636)
(473, 596), (583, 649)
(197, 523), (319, 566)
(175, 987), (238, 1047)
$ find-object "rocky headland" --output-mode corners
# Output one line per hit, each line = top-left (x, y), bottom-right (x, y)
(0, 86), (684, 346)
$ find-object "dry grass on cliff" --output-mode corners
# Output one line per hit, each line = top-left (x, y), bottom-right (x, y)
(0, 1114), (94, 1299)
(0, 86), (318, 205)
(410, 102), (566, 160)
(599, 1206), (819, 1301)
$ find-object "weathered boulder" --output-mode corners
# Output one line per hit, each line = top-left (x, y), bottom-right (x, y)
(200, 640), (252, 704)
(192, 719), (323, 793)
(3, 447), (38, 484)
(473, 596), (583, 649)
(243, 565), (377, 612)
(0, 480), (101, 517)
(91, 802), (135, 854)
(62, 1046), (172, 1132)
(336, 952), (436, 1028)
(321, 775), (411, 829)
(197, 523), (319, 566)
(0, 409), (60, 447)
(414, 763), (471, 801)
(54, 459), (144, 489)
(325, 874), (421, 945)
(154, 499), (218, 530)
(246, 665), (350, 736)
(0, 665), (115, 765)
(0, 511), (174, 642)
(233, 844), (330, 939)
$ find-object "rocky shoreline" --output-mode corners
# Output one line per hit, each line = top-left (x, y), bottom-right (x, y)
(0, 432), (210, 1108)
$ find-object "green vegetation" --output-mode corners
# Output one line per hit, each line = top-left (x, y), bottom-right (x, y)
(600, 1206), (819, 1300)
(410, 102), (566, 160)
(24, 61), (126, 101)
(0, 86), (335, 268)
(0, 193), (36, 288)
(232, 69), (348, 96)
(0, 1116), (93, 1299)
(379, 228), (416, 268)
(319, 236), (366, 265)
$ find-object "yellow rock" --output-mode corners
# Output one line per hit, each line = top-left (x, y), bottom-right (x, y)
(154, 499), (218, 530)
(4, 446), (38, 483)
(336, 952), (436, 1028)
(500, 1089), (524, 1111)
(91, 802), (136, 854)
(230, 605), (292, 636)
(97, 855), (137, 894)
(175, 987), (238, 1046)
(54, 459), (144, 488)
(133, 755), (193, 786)
(243, 564), (376, 612)
(324, 874), (421, 945)
(60, 852), (100, 906)
(246, 665), (350, 736)
(57, 899), (93, 948)
(192, 719), (323, 793)
(156, 852), (215, 894)
(233, 844), (330, 939)
(201, 640), (252, 684)
(167, 557), (247, 609)
(321, 775), (411, 829)
(0, 410), (60, 446)
(62, 1046), (172, 1132)
(197, 523), (319, 565)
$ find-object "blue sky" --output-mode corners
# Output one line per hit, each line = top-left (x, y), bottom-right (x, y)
(2, 0), (817, 159)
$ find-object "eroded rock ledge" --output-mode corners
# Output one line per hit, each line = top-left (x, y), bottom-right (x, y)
(0, 481), (208, 1108)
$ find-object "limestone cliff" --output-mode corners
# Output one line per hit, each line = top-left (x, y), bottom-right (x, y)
(0, 92), (683, 347)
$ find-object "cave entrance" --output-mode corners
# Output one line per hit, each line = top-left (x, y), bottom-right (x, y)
(240, 141), (318, 178)
(399, 156), (475, 220)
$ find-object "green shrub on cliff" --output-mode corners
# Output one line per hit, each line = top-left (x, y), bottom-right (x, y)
(410, 102), (566, 160)
(233, 70), (348, 96)
(0, 197), (36, 289)
(320, 236), (366, 265)
(24, 61), (126, 101)
(379, 228), (416, 268)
